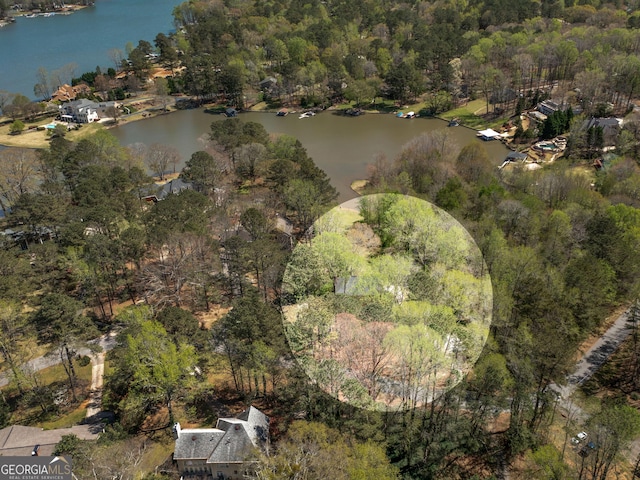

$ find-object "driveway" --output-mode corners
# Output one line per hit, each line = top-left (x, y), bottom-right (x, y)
(0, 330), (119, 388)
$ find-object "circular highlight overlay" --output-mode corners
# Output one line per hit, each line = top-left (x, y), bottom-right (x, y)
(282, 194), (493, 411)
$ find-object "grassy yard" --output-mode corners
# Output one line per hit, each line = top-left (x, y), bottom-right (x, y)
(4, 360), (93, 427)
(440, 99), (515, 130)
(0, 117), (105, 149)
(440, 99), (489, 128)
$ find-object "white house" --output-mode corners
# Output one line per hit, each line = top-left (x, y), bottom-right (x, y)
(59, 99), (99, 123)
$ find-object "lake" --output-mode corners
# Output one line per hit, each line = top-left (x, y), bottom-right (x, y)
(0, 0), (183, 98)
(112, 110), (510, 200)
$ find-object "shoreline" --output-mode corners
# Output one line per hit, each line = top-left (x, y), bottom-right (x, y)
(0, 4), (89, 27)
(0, 95), (507, 151)
(0, 94), (184, 149)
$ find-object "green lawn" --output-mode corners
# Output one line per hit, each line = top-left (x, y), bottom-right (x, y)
(440, 99), (488, 129)
(441, 99), (517, 131)
(40, 407), (88, 430)
(4, 360), (93, 427)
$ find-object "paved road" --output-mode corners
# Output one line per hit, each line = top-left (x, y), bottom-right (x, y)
(551, 306), (639, 462)
(0, 330), (119, 387)
(554, 308), (635, 401)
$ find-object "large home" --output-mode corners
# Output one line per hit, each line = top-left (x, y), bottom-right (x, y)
(173, 406), (269, 480)
(50, 83), (91, 103)
(59, 99), (120, 123)
(537, 99), (561, 116)
(59, 99), (99, 123)
(582, 117), (624, 147)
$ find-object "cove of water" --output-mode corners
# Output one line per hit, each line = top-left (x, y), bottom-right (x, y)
(112, 110), (510, 201)
(0, 0), (182, 98)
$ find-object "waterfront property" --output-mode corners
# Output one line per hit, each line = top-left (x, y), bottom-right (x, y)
(51, 83), (91, 102)
(59, 99), (98, 123)
(142, 178), (193, 203)
(477, 128), (501, 141)
(173, 406), (269, 480)
(505, 151), (528, 163)
(59, 99), (120, 123)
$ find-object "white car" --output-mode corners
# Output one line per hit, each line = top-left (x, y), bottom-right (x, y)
(577, 431), (588, 441)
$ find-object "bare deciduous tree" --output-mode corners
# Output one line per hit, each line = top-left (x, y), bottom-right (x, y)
(145, 143), (181, 180)
(0, 148), (40, 213)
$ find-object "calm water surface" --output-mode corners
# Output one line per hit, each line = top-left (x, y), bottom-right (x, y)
(112, 110), (510, 200)
(0, 0), (182, 98)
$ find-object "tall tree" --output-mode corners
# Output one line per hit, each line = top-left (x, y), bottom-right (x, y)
(107, 308), (197, 428)
(0, 148), (41, 214)
(179, 151), (221, 195)
(32, 293), (98, 402)
(145, 143), (181, 180)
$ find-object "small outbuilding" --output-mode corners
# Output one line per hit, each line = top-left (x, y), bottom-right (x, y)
(477, 128), (501, 141)
(505, 151), (528, 162)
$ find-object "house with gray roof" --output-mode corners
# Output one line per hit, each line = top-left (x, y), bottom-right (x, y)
(59, 99), (99, 123)
(59, 99), (120, 123)
(0, 424), (100, 457)
(142, 178), (194, 203)
(581, 117), (624, 147)
(173, 406), (269, 479)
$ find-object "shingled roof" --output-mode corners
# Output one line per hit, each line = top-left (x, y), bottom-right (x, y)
(0, 424), (100, 457)
(174, 406), (269, 465)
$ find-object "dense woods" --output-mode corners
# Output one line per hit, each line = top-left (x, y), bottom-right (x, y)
(151, 0), (640, 118)
(3, 0), (640, 479)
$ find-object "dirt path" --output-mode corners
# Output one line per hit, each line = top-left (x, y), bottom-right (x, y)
(86, 352), (105, 419)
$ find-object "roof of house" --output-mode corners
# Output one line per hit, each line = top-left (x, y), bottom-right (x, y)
(335, 276), (359, 294)
(207, 422), (255, 464)
(51, 84), (75, 102)
(477, 128), (501, 138)
(0, 424), (100, 457)
(61, 98), (98, 112)
(159, 178), (192, 199)
(539, 100), (560, 109)
(583, 117), (623, 129)
(506, 151), (528, 161)
(259, 77), (277, 85)
(174, 429), (225, 460)
(174, 406), (269, 465)
(51, 83), (91, 102)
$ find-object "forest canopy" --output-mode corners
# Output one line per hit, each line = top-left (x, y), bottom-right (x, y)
(282, 194), (492, 411)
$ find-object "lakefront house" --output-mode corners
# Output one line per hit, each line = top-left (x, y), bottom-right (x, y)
(59, 99), (120, 123)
